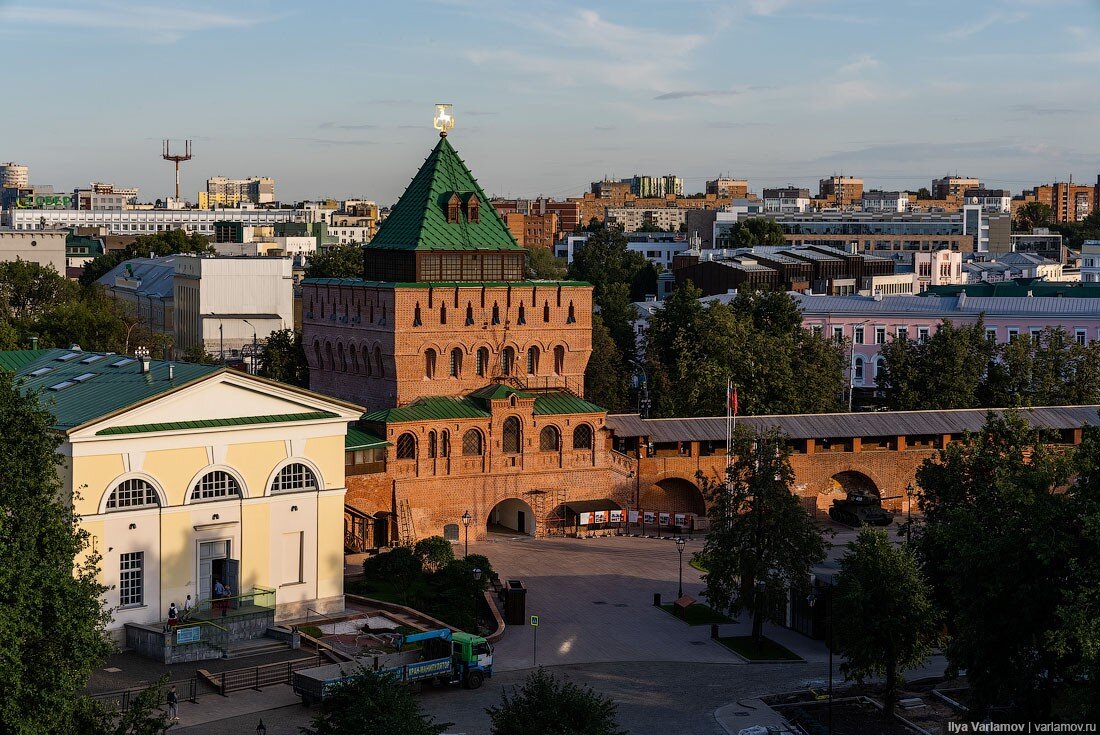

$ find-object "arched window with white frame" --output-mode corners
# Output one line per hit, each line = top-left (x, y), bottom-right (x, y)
(270, 462), (318, 494)
(105, 478), (161, 511)
(191, 470), (242, 502)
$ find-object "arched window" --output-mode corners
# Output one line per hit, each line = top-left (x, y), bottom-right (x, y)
(466, 303), (474, 326)
(446, 193), (461, 223)
(424, 349), (437, 379)
(191, 471), (241, 502)
(440, 304), (447, 325)
(854, 357), (864, 382)
(527, 346), (539, 374)
(518, 304), (526, 325)
(502, 417), (521, 454)
(396, 433), (417, 460)
(270, 463), (318, 493)
(106, 478), (160, 510)
(313, 341), (322, 369)
(462, 429), (483, 456)
(450, 348), (462, 377)
(492, 303), (500, 325)
(501, 347), (514, 376)
(338, 343), (346, 372)
(440, 430), (450, 458)
(554, 346), (565, 375)
(413, 303), (422, 327)
(573, 424), (593, 450)
(873, 357), (884, 381)
(364, 346), (372, 376)
(325, 342), (333, 370)
(428, 430), (438, 458)
(543, 301), (550, 322)
(567, 301), (576, 324)
(539, 425), (560, 451)
(374, 345), (384, 377)
(350, 345), (359, 374)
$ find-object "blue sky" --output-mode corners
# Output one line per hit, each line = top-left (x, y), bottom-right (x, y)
(2, 0), (1099, 204)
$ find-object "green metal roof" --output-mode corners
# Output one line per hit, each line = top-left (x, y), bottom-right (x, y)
(346, 425), (390, 450)
(0, 349), (51, 372)
(361, 396), (492, 424)
(96, 411), (339, 436)
(924, 279), (1100, 298)
(467, 383), (530, 401)
(533, 393), (606, 416)
(1, 349), (222, 431)
(302, 278), (591, 288)
(367, 136), (521, 252)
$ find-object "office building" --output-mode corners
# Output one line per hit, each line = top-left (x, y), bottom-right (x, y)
(763, 187), (811, 214)
(0, 162), (29, 189)
(932, 175), (982, 202)
(503, 211), (559, 249)
(200, 176), (276, 208)
(818, 176), (864, 207)
(861, 190), (909, 213)
(10, 207), (302, 235)
(606, 207), (686, 232)
(706, 178), (750, 199)
(962, 188), (1011, 213)
(760, 209), (1010, 253)
(75, 182), (139, 211)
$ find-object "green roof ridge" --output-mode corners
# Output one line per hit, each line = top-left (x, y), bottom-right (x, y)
(368, 136), (521, 252)
(95, 411), (339, 436)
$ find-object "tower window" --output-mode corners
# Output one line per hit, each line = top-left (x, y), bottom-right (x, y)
(476, 347), (488, 376)
(413, 303), (422, 327)
(466, 303), (474, 326)
(501, 347), (514, 375)
(450, 348), (462, 377)
(492, 303), (500, 325)
(517, 304), (526, 325)
(465, 193), (480, 223)
(527, 346), (539, 374)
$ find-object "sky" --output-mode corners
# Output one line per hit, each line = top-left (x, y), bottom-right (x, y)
(2, 0), (1099, 205)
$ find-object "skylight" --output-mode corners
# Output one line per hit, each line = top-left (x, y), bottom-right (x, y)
(73, 373), (97, 383)
(56, 352), (81, 362)
(28, 367), (53, 377)
(48, 381), (76, 391)
(80, 355), (106, 364)
(110, 358), (137, 367)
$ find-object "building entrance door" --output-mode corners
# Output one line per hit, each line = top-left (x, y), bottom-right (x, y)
(197, 540), (232, 602)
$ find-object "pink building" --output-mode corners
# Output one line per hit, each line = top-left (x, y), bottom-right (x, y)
(794, 293), (1100, 388)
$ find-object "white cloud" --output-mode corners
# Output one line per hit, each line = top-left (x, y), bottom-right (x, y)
(942, 10), (1027, 40)
(838, 54), (879, 75)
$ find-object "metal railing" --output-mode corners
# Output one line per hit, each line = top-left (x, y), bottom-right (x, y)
(207, 655), (323, 695)
(90, 677), (198, 713)
(181, 586), (276, 623)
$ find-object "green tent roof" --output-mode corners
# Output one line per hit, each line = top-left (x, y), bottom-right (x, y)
(367, 135), (521, 252)
(360, 385), (605, 425)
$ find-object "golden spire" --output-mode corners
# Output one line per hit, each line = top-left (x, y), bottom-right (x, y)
(433, 103), (455, 137)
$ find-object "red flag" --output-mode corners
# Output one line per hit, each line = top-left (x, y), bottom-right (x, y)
(727, 383), (738, 415)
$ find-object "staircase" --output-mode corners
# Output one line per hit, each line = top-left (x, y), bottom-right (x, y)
(226, 637), (291, 660)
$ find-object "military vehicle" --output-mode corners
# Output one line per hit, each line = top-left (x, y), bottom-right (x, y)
(828, 492), (894, 527)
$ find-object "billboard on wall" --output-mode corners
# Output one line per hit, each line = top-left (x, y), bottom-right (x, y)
(643, 511), (656, 525)
(659, 512), (671, 527)
(609, 509), (623, 523)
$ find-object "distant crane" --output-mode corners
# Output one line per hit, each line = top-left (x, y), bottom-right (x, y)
(161, 139), (192, 201)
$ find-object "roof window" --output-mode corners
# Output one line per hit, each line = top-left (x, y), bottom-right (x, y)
(73, 373), (97, 383)
(110, 358), (137, 367)
(56, 352), (81, 362)
(81, 354), (106, 364)
(28, 367), (53, 377)
(48, 381), (76, 391)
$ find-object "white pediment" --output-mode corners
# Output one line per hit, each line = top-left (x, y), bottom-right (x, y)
(76, 372), (361, 437)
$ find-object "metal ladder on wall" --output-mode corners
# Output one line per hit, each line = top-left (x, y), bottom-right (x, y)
(398, 498), (415, 545)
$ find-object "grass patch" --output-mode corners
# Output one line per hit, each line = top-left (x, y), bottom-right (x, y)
(659, 603), (733, 625)
(299, 625), (323, 639)
(718, 635), (803, 661)
(689, 557), (708, 573)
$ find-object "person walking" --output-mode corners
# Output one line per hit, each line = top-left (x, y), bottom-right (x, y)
(182, 595), (193, 619)
(166, 685), (179, 721)
(167, 602), (179, 628)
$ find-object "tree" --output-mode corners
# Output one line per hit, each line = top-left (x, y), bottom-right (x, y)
(486, 667), (625, 735)
(980, 328), (1100, 408)
(305, 244), (364, 279)
(697, 427), (828, 646)
(832, 529), (939, 719)
(914, 411), (1085, 721)
(584, 315), (630, 412)
(524, 246), (567, 280)
(413, 535), (455, 572)
(72, 677), (172, 735)
(567, 226), (648, 302)
(916, 187), (931, 200)
(0, 371), (113, 734)
(362, 547), (421, 604)
(1014, 201), (1053, 232)
(179, 345), (218, 365)
(302, 670), (450, 735)
(728, 217), (786, 248)
(257, 328), (309, 388)
(0, 260), (78, 319)
(877, 319), (993, 410)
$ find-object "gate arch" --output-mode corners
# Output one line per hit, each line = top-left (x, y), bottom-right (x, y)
(640, 477), (706, 516)
(829, 470), (879, 497)
(487, 497), (535, 535)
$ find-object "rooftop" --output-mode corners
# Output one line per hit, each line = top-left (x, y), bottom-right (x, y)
(361, 385), (605, 424)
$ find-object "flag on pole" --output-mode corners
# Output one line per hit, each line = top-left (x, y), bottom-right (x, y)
(727, 383), (738, 416)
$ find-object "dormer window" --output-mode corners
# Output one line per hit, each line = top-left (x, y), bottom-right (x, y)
(446, 193), (462, 224)
(465, 193), (480, 223)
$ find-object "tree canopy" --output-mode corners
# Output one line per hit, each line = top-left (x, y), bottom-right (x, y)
(1014, 201), (1053, 232)
(914, 411), (1099, 722)
(832, 529), (939, 719)
(257, 328), (309, 388)
(644, 284), (845, 417)
(486, 667), (625, 735)
(725, 217), (786, 248)
(0, 371), (113, 734)
(524, 246), (567, 280)
(305, 244), (365, 279)
(302, 670), (450, 735)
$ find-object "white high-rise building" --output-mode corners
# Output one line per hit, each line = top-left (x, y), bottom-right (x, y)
(1, 162), (29, 189)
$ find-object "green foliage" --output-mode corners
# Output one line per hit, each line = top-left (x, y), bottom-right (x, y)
(1014, 201), (1053, 232)
(645, 284), (845, 417)
(302, 670), (450, 735)
(725, 217), (787, 248)
(257, 328), (309, 387)
(914, 411), (1093, 721)
(362, 547), (422, 602)
(486, 667), (626, 735)
(1053, 208), (1100, 250)
(567, 225), (649, 302)
(0, 371), (113, 734)
(413, 535), (455, 572)
(73, 676), (172, 735)
(80, 230), (213, 287)
(305, 244), (364, 279)
(832, 530), (939, 719)
(916, 187), (931, 199)
(465, 553), (500, 587)
(980, 328), (1100, 407)
(584, 314), (630, 412)
(697, 427), (828, 644)
(524, 246), (567, 280)
(179, 345), (218, 365)
(877, 319), (995, 410)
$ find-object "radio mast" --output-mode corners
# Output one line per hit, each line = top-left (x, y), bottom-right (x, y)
(161, 139), (192, 201)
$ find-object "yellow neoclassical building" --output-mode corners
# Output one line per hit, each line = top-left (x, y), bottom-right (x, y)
(1, 348), (362, 644)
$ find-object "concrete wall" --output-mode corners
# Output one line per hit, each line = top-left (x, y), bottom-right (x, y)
(0, 230), (66, 272)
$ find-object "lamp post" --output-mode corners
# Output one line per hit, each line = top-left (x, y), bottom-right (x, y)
(807, 581), (834, 735)
(243, 318), (258, 375)
(461, 510), (472, 559)
(906, 482), (915, 545)
(675, 537), (686, 598)
(471, 567), (483, 633)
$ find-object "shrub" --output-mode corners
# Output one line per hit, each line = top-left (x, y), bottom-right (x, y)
(414, 536), (455, 572)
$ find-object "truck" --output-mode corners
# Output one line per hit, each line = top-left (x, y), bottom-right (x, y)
(292, 628), (493, 705)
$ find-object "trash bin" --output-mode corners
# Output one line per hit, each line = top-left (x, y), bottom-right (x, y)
(503, 580), (527, 626)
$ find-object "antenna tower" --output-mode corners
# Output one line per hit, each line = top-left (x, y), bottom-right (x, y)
(161, 139), (192, 201)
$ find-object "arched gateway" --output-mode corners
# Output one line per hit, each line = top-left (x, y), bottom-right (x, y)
(487, 497), (535, 535)
(640, 477), (706, 517)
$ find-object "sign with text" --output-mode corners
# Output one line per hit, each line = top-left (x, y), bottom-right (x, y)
(593, 511), (607, 524)
(674, 513), (687, 526)
(659, 512), (671, 527)
(609, 509), (623, 523)
(175, 626), (201, 644)
(643, 511), (656, 525)
(579, 512), (591, 525)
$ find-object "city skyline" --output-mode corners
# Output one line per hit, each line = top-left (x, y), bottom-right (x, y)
(2, 0), (1099, 203)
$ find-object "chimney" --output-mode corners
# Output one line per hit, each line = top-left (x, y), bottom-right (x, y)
(30, 336), (38, 350)
(168, 364), (174, 380)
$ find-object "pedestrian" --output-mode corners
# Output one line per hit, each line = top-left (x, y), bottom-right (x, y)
(221, 584), (232, 616)
(182, 594), (193, 618)
(213, 579), (226, 613)
(166, 685), (178, 721)
(167, 602), (179, 628)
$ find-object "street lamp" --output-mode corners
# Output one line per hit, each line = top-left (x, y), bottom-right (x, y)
(807, 581), (834, 735)
(256, 720), (267, 735)
(242, 318), (258, 375)
(471, 567), (483, 632)
(675, 537), (686, 598)
(905, 482), (915, 545)
(461, 510), (472, 559)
